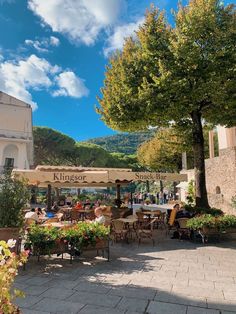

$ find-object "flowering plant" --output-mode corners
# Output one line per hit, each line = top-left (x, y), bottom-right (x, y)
(0, 239), (28, 314)
(26, 222), (110, 254)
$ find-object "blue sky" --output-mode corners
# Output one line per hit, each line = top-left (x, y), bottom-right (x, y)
(0, 0), (234, 141)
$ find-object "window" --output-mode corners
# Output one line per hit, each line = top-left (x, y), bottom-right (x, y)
(4, 158), (14, 169)
(216, 186), (221, 194)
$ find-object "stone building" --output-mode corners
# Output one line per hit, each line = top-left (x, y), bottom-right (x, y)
(0, 91), (33, 173)
(180, 126), (236, 213)
(205, 126), (236, 213)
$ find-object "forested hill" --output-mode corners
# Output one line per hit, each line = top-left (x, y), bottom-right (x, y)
(86, 131), (155, 154)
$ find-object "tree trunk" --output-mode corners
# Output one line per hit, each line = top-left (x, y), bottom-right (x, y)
(160, 180), (163, 192)
(191, 111), (210, 208)
(146, 180), (150, 193)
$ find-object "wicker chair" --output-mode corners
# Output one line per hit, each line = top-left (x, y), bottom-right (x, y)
(176, 218), (190, 240)
(111, 220), (128, 243)
(137, 218), (158, 246)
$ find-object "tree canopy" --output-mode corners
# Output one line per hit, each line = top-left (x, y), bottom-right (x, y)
(33, 126), (76, 166)
(98, 0), (236, 207)
(137, 128), (185, 172)
(33, 126), (140, 170)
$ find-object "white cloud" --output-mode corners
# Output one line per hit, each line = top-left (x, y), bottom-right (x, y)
(25, 36), (60, 52)
(0, 54), (88, 110)
(53, 71), (89, 98)
(50, 36), (60, 46)
(104, 18), (144, 57)
(28, 0), (125, 45)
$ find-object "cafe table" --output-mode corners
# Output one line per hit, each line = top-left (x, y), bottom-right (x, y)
(117, 217), (138, 224)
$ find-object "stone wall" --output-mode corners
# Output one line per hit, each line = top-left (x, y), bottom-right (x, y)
(205, 147), (236, 214)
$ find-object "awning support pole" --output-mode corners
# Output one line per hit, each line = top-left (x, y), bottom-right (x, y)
(116, 184), (121, 208)
(47, 184), (52, 210)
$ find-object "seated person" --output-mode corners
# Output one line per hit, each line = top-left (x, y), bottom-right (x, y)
(94, 207), (106, 224)
(74, 201), (83, 211)
(84, 198), (91, 207)
(176, 206), (191, 219)
(36, 207), (46, 216)
(86, 207), (106, 224)
(25, 208), (39, 223)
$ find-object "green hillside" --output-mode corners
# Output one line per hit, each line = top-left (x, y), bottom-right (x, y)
(86, 131), (155, 155)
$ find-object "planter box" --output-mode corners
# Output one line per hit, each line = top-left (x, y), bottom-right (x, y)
(83, 239), (109, 250)
(200, 227), (220, 243)
(31, 238), (110, 263)
(32, 240), (68, 259)
(221, 228), (236, 234)
(79, 238), (110, 261)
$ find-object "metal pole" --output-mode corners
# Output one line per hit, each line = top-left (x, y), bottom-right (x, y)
(47, 184), (52, 210)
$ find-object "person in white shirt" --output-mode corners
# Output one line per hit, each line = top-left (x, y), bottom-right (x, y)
(94, 207), (106, 224)
(25, 208), (39, 222)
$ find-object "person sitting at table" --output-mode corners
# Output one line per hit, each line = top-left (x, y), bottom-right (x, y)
(171, 204), (190, 239)
(175, 206), (191, 219)
(36, 207), (45, 216)
(74, 201), (83, 211)
(25, 208), (39, 223)
(86, 207), (105, 224)
(94, 207), (106, 224)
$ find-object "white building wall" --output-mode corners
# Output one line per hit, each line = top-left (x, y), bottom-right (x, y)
(0, 92), (33, 171)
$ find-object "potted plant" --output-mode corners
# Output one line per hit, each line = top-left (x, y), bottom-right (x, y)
(218, 215), (236, 233)
(0, 171), (30, 249)
(25, 222), (110, 261)
(25, 224), (64, 256)
(0, 239), (29, 314)
(186, 214), (219, 242)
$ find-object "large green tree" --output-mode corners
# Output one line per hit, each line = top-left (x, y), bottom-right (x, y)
(98, 0), (236, 208)
(137, 128), (185, 172)
(33, 126), (140, 169)
(33, 126), (76, 166)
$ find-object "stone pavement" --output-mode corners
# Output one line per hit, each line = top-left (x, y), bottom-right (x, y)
(14, 231), (236, 314)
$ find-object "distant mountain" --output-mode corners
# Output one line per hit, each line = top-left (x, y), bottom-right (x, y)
(86, 131), (155, 155)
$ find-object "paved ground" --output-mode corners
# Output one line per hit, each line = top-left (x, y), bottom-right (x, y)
(14, 231), (236, 314)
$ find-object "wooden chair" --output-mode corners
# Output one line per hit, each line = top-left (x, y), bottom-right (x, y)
(136, 212), (146, 223)
(111, 220), (128, 243)
(70, 210), (81, 222)
(176, 218), (190, 240)
(137, 218), (158, 246)
(104, 216), (111, 227)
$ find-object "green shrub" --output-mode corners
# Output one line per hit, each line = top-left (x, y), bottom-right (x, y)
(186, 214), (217, 230)
(26, 222), (110, 253)
(184, 205), (223, 217)
(218, 215), (236, 231)
(187, 214), (236, 231)
(26, 224), (61, 253)
(0, 171), (30, 228)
